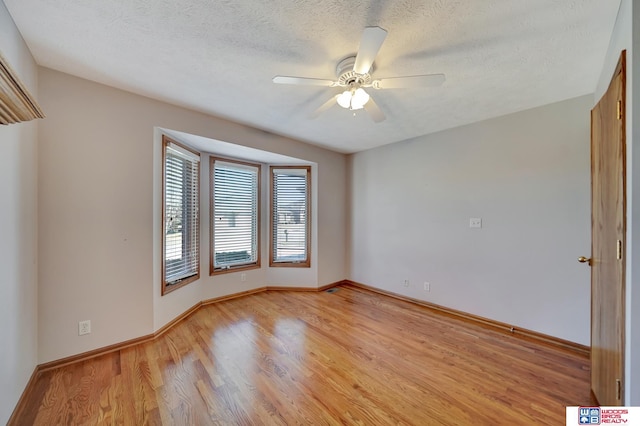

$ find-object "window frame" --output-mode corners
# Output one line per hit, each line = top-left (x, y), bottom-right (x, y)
(210, 156), (262, 275)
(161, 135), (201, 295)
(269, 165), (311, 268)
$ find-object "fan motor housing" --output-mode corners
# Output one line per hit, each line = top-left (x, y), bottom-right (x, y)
(336, 56), (372, 87)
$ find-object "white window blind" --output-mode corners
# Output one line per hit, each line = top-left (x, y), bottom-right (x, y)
(212, 159), (260, 271)
(163, 139), (200, 288)
(271, 167), (310, 266)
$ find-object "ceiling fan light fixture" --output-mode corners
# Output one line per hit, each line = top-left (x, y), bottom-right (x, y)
(336, 87), (370, 110)
(273, 26), (444, 123)
(337, 90), (352, 108)
(351, 88), (370, 109)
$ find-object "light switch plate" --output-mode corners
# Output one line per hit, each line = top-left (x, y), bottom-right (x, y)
(470, 218), (482, 228)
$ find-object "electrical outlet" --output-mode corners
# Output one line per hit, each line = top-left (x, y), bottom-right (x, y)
(469, 217), (482, 228)
(78, 320), (91, 336)
(241, 273), (247, 282)
(403, 279), (410, 287)
(424, 282), (430, 292)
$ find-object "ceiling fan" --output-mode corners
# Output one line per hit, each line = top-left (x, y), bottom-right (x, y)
(272, 26), (445, 123)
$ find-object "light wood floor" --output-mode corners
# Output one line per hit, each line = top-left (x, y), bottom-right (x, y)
(15, 285), (592, 425)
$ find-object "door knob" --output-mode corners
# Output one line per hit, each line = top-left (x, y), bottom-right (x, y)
(578, 256), (592, 265)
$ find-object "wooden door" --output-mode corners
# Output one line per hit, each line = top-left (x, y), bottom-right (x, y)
(589, 51), (626, 406)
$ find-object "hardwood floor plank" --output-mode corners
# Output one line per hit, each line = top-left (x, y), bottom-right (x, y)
(14, 286), (591, 425)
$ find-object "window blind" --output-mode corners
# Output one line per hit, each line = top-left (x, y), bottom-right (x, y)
(164, 141), (200, 285)
(212, 159), (259, 270)
(271, 167), (310, 265)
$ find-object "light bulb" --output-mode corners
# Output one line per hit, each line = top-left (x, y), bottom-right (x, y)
(350, 88), (370, 110)
(337, 90), (352, 109)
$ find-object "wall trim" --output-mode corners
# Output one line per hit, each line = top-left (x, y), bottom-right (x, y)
(9, 278), (585, 424)
(38, 333), (156, 373)
(7, 367), (40, 425)
(318, 282), (340, 291)
(267, 286), (319, 292)
(39, 283), (343, 371)
(7, 282), (342, 423)
(343, 280), (590, 357)
(265, 282), (343, 293)
(155, 302), (202, 338)
(203, 287), (268, 305)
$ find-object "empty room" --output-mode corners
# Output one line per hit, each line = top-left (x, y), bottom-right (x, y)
(2, 0), (640, 424)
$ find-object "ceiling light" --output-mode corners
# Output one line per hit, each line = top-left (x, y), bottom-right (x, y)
(351, 88), (370, 110)
(336, 87), (370, 110)
(337, 90), (352, 109)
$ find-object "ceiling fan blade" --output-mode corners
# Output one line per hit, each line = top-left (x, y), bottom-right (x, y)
(273, 76), (336, 87)
(353, 26), (388, 74)
(364, 96), (385, 123)
(309, 95), (339, 119)
(372, 74), (446, 89)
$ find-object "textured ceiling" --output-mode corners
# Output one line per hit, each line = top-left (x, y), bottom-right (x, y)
(4, 0), (620, 153)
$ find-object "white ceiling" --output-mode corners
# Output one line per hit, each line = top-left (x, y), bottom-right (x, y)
(4, 0), (620, 154)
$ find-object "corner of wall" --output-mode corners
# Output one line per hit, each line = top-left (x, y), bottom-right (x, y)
(0, 2), (40, 423)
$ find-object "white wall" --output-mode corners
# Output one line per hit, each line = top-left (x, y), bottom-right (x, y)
(0, 2), (39, 423)
(38, 68), (347, 363)
(349, 95), (592, 345)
